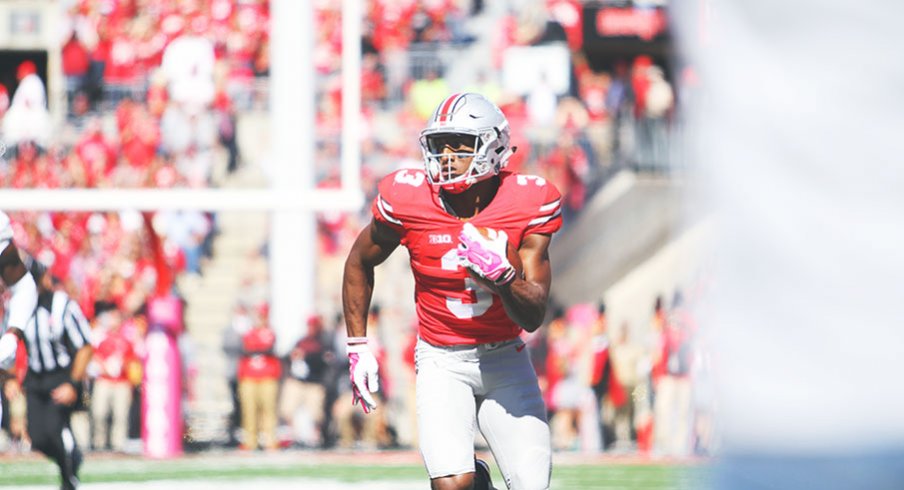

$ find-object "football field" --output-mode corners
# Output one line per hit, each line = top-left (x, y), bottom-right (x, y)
(0, 450), (707, 489)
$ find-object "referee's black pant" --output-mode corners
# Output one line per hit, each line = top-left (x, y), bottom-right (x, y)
(25, 369), (82, 490)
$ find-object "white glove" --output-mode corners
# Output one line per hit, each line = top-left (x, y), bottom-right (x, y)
(457, 222), (516, 286)
(0, 332), (18, 371)
(347, 337), (379, 413)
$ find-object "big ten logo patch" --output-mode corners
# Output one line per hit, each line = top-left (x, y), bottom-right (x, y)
(429, 234), (453, 245)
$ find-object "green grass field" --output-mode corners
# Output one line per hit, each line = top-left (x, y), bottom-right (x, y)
(0, 451), (708, 489)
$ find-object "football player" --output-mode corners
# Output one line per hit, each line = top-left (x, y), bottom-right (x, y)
(343, 93), (562, 490)
(0, 211), (38, 426)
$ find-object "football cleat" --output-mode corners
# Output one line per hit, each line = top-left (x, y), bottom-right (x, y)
(474, 458), (494, 490)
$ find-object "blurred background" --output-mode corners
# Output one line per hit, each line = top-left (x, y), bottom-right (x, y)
(0, 0), (711, 474)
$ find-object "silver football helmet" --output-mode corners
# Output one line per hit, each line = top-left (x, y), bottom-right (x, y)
(419, 93), (514, 193)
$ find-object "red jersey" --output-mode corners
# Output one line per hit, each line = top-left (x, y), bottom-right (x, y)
(238, 326), (281, 380)
(372, 169), (562, 346)
(94, 329), (136, 382)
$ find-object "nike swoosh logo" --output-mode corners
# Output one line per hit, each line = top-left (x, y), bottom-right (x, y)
(516, 344), (526, 353)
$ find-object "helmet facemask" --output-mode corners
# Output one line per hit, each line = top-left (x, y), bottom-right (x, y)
(420, 128), (501, 194)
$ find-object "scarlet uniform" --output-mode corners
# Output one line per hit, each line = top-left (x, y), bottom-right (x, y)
(373, 168), (562, 346)
(347, 93), (559, 488)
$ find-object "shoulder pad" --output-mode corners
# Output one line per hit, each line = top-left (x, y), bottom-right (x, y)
(372, 169), (432, 230)
(503, 173), (563, 235)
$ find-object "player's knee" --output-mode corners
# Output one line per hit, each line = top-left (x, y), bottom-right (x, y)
(508, 457), (551, 490)
(28, 429), (52, 450)
(509, 478), (550, 490)
(30, 436), (61, 458)
(430, 472), (475, 490)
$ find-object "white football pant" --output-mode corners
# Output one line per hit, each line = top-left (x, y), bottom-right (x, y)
(415, 337), (551, 490)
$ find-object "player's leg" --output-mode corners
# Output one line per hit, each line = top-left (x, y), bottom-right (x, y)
(90, 379), (111, 450)
(110, 381), (132, 452)
(259, 378), (279, 450)
(332, 392), (357, 448)
(477, 341), (552, 490)
(57, 405), (81, 490)
(415, 340), (479, 490)
(26, 383), (53, 455)
(27, 380), (80, 489)
(277, 378), (302, 436)
(305, 382), (327, 445)
(238, 378), (258, 449)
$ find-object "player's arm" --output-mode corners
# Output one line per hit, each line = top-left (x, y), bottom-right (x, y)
(342, 218), (401, 338)
(69, 344), (93, 386)
(341, 218), (400, 413)
(0, 242), (27, 284)
(0, 243), (35, 364)
(53, 300), (94, 406)
(50, 344), (93, 406)
(494, 233), (553, 332)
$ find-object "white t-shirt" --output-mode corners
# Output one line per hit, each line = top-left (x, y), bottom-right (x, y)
(0, 211), (12, 254)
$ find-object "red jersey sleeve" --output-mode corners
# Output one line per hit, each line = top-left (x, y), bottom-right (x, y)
(370, 168), (431, 239)
(524, 176), (563, 236)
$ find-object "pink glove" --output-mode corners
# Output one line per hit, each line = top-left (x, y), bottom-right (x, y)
(457, 223), (516, 286)
(347, 337), (379, 413)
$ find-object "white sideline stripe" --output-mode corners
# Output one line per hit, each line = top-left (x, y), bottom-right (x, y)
(539, 199), (561, 212)
(377, 197), (402, 226)
(528, 208), (562, 226)
(13, 478), (425, 490)
(0, 189), (365, 212)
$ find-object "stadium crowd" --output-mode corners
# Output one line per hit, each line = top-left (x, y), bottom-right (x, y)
(212, 287), (712, 457)
(0, 0), (696, 459)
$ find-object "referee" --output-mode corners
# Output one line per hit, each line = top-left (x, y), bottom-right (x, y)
(20, 257), (93, 490)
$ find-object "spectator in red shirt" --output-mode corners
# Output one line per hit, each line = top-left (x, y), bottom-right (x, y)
(237, 303), (281, 451)
(62, 32), (90, 105)
(104, 23), (140, 88)
(541, 131), (589, 222)
(652, 292), (695, 457)
(90, 306), (137, 452)
(0, 83), (9, 119)
(75, 119), (117, 188)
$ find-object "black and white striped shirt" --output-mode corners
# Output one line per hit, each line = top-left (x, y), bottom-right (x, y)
(23, 291), (92, 373)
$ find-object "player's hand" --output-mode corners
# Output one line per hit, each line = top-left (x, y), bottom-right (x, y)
(2, 378), (20, 401)
(347, 337), (379, 413)
(51, 382), (78, 406)
(457, 223), (516, 286)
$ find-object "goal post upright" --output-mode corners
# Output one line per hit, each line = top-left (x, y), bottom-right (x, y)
(341, 0), (363, 196)
(269, 0), (315, 354)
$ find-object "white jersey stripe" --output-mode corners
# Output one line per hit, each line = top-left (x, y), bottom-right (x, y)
(538, 199), (561, 212)
(527, 207), (562, 226)
(377, 196), (403, 226)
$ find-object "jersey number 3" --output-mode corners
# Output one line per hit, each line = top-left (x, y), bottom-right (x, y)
(441, 249), (492, 319)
